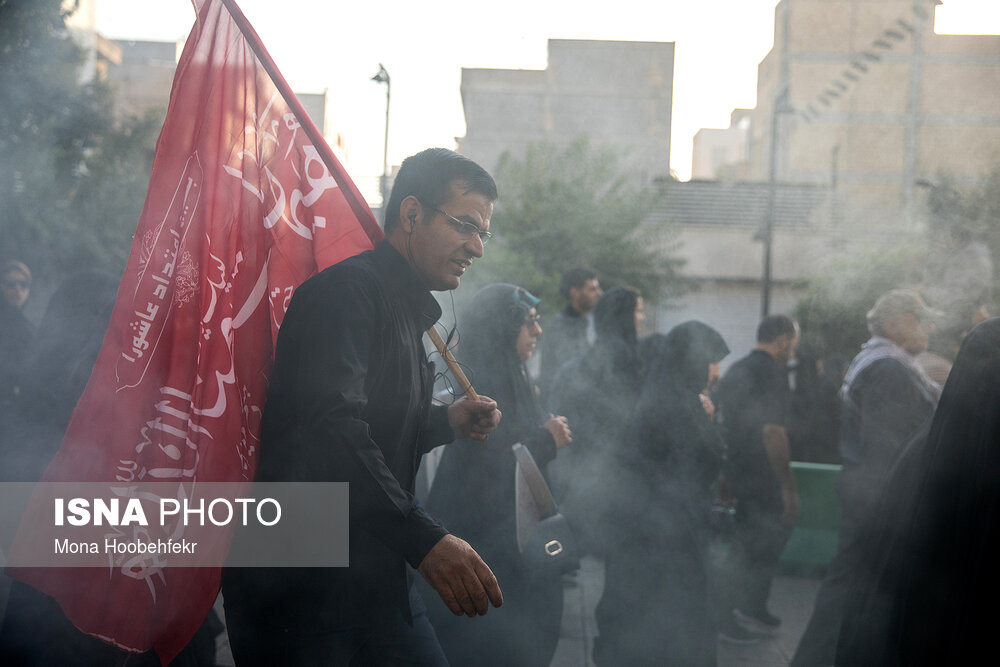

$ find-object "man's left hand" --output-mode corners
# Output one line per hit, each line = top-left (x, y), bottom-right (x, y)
(448, 396), (501, 441)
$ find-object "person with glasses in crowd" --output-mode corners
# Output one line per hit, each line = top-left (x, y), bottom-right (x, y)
(424, 283), (572, 667)
(222, 149), (503, 666)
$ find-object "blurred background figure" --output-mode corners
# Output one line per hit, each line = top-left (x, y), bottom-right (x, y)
(0, 260), (34, 435)
(538, 267), (602, 402)
(593, 322), (729, 666)
(547, 285), (644, 556)
(716, 314), (800, 635)
(0, 269), (224, 666)
(791, 289), (940, 667)
(1, 270), (117, 482)
(425, 283), (572, 667)
(837, 318), (1000, 666)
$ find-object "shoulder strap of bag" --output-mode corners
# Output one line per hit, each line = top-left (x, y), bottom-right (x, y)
(512, 442), (558, 519)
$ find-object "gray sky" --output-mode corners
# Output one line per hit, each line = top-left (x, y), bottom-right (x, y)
(94, 0), (999, 185)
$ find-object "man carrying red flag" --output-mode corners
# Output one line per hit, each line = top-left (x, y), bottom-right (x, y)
(4, 0), (432, 664)
(221, 148), (504, 665)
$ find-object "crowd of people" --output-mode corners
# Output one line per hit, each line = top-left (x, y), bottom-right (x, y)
(0, 147), (997, 666)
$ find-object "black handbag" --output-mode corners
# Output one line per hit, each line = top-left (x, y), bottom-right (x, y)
(513, 442), (580, 575)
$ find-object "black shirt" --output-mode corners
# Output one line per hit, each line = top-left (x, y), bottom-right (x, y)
(718, 349), (789, 504)
(223, 240), (452, 630)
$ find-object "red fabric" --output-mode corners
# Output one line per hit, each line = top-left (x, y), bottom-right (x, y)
(8, 0), (382, 662)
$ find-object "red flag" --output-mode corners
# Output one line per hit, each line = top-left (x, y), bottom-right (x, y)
(8, 0), (382, 662)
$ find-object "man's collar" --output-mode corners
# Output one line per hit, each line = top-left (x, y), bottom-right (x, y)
(373, 240), (442, 328)
(562, 304), (586, 319)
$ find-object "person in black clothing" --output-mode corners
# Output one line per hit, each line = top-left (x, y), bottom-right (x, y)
(0, 260), (34, 434)
(547, 285), (644, 556)
(716, 314), (800, 632)
(836, 317), (1000, 666)
(1, 270), (225, 666)
(594, 322), (730, 666)
(538, 267), (601, 400)
(424, 283), (572, 667)
(791, 289), (940, 667)
(221, 148), (503, 666)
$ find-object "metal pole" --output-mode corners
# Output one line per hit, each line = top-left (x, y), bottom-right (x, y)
(371, 64), (391, 208)
(761, 89), (787, 319)
(382, 77), (390, 200)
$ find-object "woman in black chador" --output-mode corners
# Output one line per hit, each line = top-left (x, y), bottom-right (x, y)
(594, 321), (730, 667)
(836, 317), (1000, 666)
(425, 283), (572, 667)
(547, 285), (644, 554)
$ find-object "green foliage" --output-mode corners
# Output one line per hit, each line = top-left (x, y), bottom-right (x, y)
(463, 138), (685, 313)
(0, 0), (160, 285)
(963, 165), (1000, 306)
(795, 165), (1000, 358)
(793, 241), (925, 357)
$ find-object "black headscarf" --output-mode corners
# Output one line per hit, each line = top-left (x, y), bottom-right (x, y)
(458, 283), (542, 434)
(630, 322), (729, 484)
(426, 284), (548, 555)
(837, 317), (1000, 666)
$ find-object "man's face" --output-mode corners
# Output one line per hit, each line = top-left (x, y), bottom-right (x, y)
(776, 326), (800, 365)
(570, 279), (602, 314)
(884, 312), (931, 355)
(404, 180), (493, 291)
(2, 269), (30, 309)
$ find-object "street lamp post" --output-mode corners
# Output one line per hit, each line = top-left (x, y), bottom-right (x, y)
(371, 63), (390, 209)
(760, 87), (794, 319)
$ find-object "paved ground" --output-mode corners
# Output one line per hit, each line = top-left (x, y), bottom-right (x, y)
(552, 555), (822, 667)
(1, 552), (819, 665)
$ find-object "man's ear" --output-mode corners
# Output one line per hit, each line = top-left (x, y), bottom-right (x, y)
(398, 196), (421, 233)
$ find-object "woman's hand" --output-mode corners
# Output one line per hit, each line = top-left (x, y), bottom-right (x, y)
(544, 413), (572, 449)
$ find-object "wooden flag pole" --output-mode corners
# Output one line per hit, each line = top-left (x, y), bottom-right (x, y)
(425, 327), (479, 401)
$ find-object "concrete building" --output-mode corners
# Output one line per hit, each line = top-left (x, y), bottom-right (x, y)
(458, 39), (674, 184)
(691, 109), (752, 180)
(645, 180), (830, 363)
(747, 0), (1000, 231)
(106, 40), (180, 118)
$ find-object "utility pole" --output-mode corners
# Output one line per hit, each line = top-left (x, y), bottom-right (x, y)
(371, 64), (390, 211)
(761, 87), (792, 319)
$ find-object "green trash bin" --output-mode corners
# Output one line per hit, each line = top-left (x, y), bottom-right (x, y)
(780, 462), (841, 574)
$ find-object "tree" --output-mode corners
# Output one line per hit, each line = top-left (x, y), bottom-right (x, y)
(793, 241), (925, 358)
(0, 0), (160, 286)
(462, 138), (685, 313)
(794, 164), (1000, 358)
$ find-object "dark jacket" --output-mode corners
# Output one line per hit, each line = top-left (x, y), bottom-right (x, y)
(837, 318), (1000, 666)
(538, 304), (588, 400)
(222, 241), (453, 631)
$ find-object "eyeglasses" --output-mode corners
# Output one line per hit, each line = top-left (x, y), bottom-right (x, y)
(2, 279), (30, 290)
(423, 202), (493, 245)
(523, 314), (542, 328)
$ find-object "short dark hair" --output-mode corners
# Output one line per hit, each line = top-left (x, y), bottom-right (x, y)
(559, 267), (598, 301)
(757, 314), (797, 343)
(383, 148), (497, 233)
